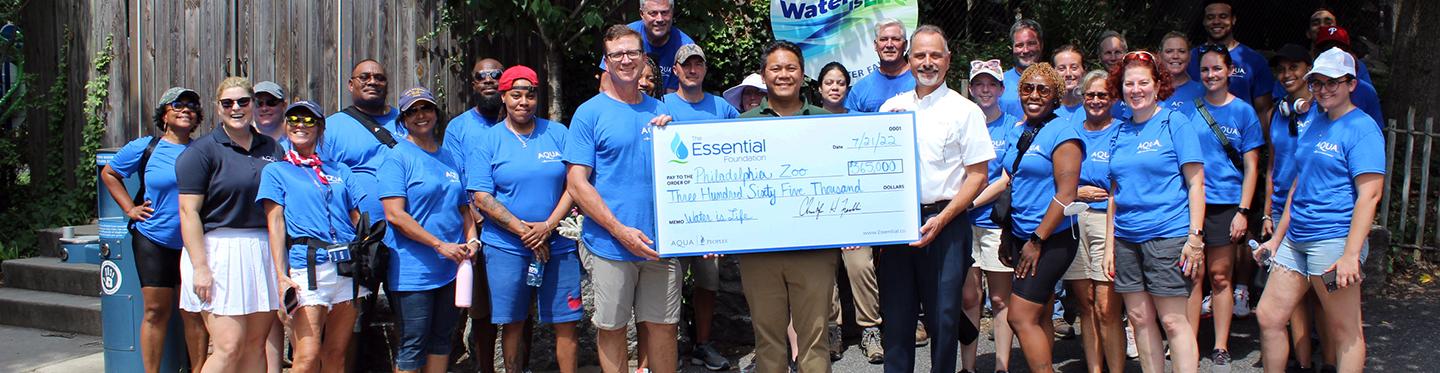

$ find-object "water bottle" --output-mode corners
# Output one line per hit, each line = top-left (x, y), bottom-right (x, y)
(1248, 239), (1270, 265)
(526, 257), (544, 287)
(455, 258), (474, 307)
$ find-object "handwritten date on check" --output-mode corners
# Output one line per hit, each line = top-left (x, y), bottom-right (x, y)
(650, 112), (922, 257)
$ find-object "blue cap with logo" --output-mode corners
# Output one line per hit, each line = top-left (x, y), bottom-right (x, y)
(398, 87), (437, 112)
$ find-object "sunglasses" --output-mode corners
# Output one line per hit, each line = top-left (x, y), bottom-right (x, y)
(1123, 51), (1157, 63)
(1196, 43), (1229, 56)
(1020, 83), (1053, 96)
(287, 115), (321, 128)
(219, 97), (252, 108)
(167, 101), (201, 111)
(352, 73), (387, 83)
(257, 98), (284, 107)
(1083, 92), (1110, 100)
(473, 70), (502, 81)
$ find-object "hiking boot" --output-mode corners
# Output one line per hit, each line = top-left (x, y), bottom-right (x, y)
(861, 327), (884, 364)
(827, 324), (844, 361)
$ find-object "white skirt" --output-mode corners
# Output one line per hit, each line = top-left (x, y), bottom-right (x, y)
(179, 228), (280, 315)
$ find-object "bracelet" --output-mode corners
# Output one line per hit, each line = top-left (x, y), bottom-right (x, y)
(1261, 215), (1272, 221)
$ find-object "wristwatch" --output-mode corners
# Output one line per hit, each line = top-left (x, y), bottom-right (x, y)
(1189, 229), (1204, 237)
(1029, 235), (1047, 246)
(1237, 207), (1252, 215)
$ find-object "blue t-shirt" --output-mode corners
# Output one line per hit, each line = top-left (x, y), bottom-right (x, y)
(1002, 118), (1084, 238)
(377, 141), (468, 291)
(1077, 119), (1121, 210)
(1353, 79), (1384, 129)
(844, 70), (916, 113)
(597, 21), (696, 91)
(1188, 43), (1274, 104)
(1270, 58), (1374, 100)
(1194, 98), (1265, 204)
(661, 92), (740, 121)
(256, 162), (365, 269)
(1056, 102), (1084, 123)
(1287, 109), (1386, 242)
(562, 93), (668, 261)
(1162, 80), (1206, 117)
(444, 107), (502, 177)
(109, 137), (189, 249)
(999, 67), (1025, 120)
(466, 119), (578, 257)
(322, 107), (402, 224)
(1268, 106), (1319, 216)
(970, 113), (1020, 228)
(1108, 108), (1205, 242)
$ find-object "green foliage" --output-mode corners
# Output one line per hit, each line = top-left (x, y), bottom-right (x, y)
(683, 0), (771, 93)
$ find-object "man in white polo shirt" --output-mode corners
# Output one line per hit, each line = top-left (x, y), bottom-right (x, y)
(875, 24), (994, 373)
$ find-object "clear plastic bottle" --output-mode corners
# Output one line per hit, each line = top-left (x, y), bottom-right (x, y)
(526, 257), (544, 287)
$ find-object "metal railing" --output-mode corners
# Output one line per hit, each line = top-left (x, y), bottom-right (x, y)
(1381, 107), (1439, 251)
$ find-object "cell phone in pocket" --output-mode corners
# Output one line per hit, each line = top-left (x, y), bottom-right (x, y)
(1322, 270), (1339, 293)
(283, 287), (299, 315)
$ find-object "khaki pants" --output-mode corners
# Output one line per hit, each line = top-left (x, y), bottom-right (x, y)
(739, 250), (838, 373)
(830, 247), (882, 328)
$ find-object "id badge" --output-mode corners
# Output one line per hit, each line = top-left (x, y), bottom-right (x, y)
(326, 244), (353, 263)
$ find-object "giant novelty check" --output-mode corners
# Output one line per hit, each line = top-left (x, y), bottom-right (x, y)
(651, 112), (922, 257)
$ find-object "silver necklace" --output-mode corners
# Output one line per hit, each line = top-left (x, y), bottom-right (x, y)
(507, 122), (535, 148)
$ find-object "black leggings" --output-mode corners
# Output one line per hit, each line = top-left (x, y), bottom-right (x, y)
(1004, 228), (1079, 304)
(131, 228), (182, 288)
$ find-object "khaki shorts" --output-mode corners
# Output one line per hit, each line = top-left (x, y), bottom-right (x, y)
(681, 256), (720, 292)
(586, 252), (683, 330)
(971, 225), (1011, 272)
(1064, 208), (1111, 282)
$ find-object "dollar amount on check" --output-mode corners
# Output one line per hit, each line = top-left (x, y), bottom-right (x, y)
(650, 112), (922, 257)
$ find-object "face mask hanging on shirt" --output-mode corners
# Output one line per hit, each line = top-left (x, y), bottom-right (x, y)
(286, 150), (331, 185)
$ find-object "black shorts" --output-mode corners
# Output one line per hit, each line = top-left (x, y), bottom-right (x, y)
(131, 228), (182, 288)
(1003, 228), (1079, 304)
(1203, 204), (1239, 246)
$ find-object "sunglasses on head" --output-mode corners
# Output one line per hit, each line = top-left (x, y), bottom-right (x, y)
(1123, 51), (1157, 63)
(219, 97), (252, 108)
(287, 115), (321, 128)
(168, 101), (201, 111)
(473, 70), (502, 81)
(1197, 43), (1229, 55)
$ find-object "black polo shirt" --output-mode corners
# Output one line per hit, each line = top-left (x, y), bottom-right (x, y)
(176, 127), (284, 231)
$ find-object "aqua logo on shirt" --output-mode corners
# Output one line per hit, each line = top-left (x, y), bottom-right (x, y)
(1136, 139), (1164, 154)
(1315, 141), (1341, 158)
(1090, 150), (1110, 163)
(321, 174), (343, 184)
(445, 171), (460, 182)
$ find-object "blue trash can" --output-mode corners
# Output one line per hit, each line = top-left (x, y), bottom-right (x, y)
(97, 148), (189, 372)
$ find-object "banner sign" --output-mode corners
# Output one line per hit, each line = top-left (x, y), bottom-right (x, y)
(770, 0), (919, 80)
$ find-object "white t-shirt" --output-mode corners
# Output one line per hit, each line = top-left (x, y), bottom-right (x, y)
(879, 86), (995, 204)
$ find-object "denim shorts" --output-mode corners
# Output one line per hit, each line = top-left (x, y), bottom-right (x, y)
(485, 246), (584, 325)
(389, 281), (460, 371)
(1271, 237), (1369, 276)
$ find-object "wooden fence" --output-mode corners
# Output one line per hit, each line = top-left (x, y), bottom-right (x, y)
(1381, 107), (1440, 252)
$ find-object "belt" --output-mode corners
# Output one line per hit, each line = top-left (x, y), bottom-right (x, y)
(288, 236), (337, 290)
(921, 200), (951, 215)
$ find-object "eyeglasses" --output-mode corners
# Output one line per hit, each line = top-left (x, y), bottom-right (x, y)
(1083, 92), (1110, 100)
(257, 98), (284, 107)
(286, 115), (320, 128)
(167, 101), (200, 111)
(606, 50), (644, 62)
(1019, 83), (1053, 97)
(1308, 77), (1353, 92)
(473, 70), (502, 81)
(351, 73), (387, 83)
(219, 98), (252, 108)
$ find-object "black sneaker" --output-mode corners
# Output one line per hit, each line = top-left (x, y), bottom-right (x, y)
(1211, 349), (1232, 372)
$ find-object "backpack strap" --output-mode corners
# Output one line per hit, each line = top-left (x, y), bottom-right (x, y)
(1193, 99), (1246, 173)
(342, 106), (398, 148)
(127, 136), (165, 230)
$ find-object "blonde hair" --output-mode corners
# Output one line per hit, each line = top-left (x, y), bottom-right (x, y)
(1019, 62), (1064, 99)
(215, 76), (253, 99)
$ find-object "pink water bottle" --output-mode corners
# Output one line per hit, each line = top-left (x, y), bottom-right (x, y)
(455, 258), (474, 307)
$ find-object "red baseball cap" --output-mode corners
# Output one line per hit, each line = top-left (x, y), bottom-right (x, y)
(1314, 26), (1351, 48)
(498, 65), (539, 91)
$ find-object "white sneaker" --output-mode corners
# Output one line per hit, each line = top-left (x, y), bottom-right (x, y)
(1125, 324), (1138, 358)
(1233, 285), (1253, 318)
(1201, 295), (1213, 317)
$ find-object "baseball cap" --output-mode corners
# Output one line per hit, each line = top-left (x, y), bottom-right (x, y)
(157, 86), (199, 107)
(1269, 44), (1311, 67)
(1305, 47), (1356, 80)
(498, 65), (540, 91)
(722, 73), (767, 109)
(968, 59), (1005, 84)
(284, 100), (325, 120)
(674, 44), (705, 65)
(254, 81), (285, 100)
(398, 87), (437, 112)
(1314, 26), (1351, 49)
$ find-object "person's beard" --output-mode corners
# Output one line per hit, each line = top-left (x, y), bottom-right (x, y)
(475, 92), (503, 118)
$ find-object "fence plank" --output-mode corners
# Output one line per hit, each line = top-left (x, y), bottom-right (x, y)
(1382, 117), (1398, 226)
(1400, 108), (1417, 234)
(1418, 118), (1434, 247)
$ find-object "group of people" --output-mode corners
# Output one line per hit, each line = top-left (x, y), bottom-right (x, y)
(99, 0), (1384, 372)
